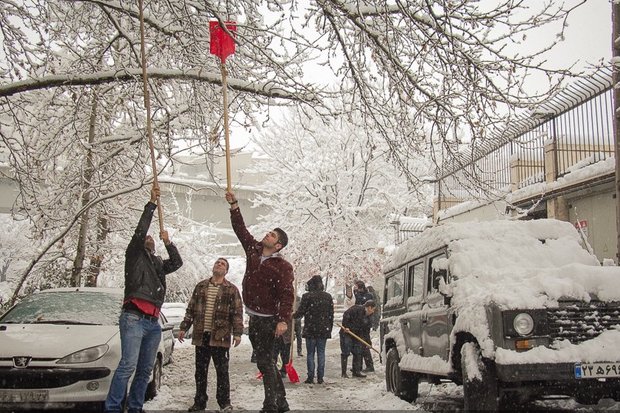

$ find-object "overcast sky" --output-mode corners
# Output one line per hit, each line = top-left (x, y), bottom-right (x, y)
(230, 1), (612, 150)
(551, 0), (611, 68)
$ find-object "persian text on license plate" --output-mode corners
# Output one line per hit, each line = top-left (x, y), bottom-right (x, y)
(575, 362), (620, 379)
(0, 389), (48, 403)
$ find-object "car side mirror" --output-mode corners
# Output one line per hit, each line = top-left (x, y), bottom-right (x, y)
(437, 277), (452, 306)
(437, 277), (453, 298)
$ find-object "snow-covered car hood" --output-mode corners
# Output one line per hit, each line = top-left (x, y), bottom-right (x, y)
(0, 324), (119, 359)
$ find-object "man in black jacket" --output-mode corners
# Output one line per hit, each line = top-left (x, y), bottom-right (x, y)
(105, 186), (183, 413)
(353, 281), (376, 373)
(339, 300), (376, 379)
(293, 275), (334, 384)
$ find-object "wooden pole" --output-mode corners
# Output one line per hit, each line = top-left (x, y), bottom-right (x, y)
(220, 62), (232, 193)
(613, 1), (620, 264)
(138, 0), (164, 233)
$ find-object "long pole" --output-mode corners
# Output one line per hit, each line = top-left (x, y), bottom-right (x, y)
(613, 2), (620, 264)
(220, 62), (232, 193)
(138, 0), (164, 232)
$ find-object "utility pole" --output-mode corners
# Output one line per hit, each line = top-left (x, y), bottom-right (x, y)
(614, 1), (620, 264)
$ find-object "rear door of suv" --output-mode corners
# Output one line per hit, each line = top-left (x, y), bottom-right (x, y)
(399, 259), (425, 356)
(421, 251), (451, 361)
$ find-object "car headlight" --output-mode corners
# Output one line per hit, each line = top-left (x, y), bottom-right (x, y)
(57, 344), (109, 364)
(513, 313), (534, 336)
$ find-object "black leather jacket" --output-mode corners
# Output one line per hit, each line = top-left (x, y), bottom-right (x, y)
(124, 202), (183, 307)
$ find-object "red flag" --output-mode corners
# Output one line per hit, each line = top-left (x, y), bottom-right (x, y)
(210, 21), (236, 63)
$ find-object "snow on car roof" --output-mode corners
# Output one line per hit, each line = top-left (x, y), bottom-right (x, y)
(385, 219), (620, 310)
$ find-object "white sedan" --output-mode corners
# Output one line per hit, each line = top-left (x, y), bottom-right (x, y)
(0, 287), (173, 411)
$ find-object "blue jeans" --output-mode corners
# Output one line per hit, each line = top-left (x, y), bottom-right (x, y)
(305, 338), (327, 381)
(105, 311), (161, 413)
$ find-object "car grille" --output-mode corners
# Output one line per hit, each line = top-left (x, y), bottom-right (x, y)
(0, 367), (110, 389)
(547, 302), (620, 345)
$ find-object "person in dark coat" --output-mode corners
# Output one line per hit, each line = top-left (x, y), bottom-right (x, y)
(367, 285), (381, 331)
(226, 191), (294, 413)
(353, 280), (374, 305)
(105, 186), (183, 413)
(339, 300), (376, 378)
(293, 275), (334, 384)
(294, 295), (303, 357)
(353, 280), (375, 373)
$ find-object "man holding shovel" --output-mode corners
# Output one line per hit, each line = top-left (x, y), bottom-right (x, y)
(226, 191), (294, 413)
(339, 300), (377, 379)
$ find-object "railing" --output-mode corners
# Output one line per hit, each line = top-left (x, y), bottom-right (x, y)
(436, 68), (614, 209)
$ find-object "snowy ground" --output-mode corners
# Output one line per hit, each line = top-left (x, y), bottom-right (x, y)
(146, 333), (414, 412)
(144, 333), (620, 412)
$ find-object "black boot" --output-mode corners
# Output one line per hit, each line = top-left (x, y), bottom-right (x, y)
(362, 348), (374, 372)
(340, 355), (349, 378)
(352, 354), (366, 378)
(188, 402), (206, 412)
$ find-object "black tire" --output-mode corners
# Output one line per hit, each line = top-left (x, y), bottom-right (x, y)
(385, 347), (419, 403)
(575, 393), (600, 405)
(145, 357), (162, 401)
(461, 342), (499, 412)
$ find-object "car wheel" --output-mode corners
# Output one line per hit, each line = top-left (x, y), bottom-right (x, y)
(460, 342), (499, 412)
(575, 393), (600, 405)
(385, 347), (418, 402)
(145, 357), (162, 401)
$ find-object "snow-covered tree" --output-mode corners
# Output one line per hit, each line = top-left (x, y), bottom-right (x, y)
(248, 105), (433, 288)
(0, 0), (591, 297)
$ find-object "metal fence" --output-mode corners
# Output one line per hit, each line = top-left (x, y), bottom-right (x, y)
(436, 68), (614, 207)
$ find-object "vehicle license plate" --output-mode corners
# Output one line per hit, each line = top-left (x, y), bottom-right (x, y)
(0, 389), (49, 403)
(575, 362), (620, 379)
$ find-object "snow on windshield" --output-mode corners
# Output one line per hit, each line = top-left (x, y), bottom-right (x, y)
(0, 290), (123, 325)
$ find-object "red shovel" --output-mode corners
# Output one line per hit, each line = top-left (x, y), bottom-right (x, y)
(209, 20), (236, 193)
(284, 290), (300, 383)
(284, 358), (299, 383)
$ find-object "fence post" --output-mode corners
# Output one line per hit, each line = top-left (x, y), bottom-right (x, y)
(613, 1), (620, 264)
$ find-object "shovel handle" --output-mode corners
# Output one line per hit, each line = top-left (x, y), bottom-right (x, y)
(337, 322), (381, 354)
(221, 62), (232, 193)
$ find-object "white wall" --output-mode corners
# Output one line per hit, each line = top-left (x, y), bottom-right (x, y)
(0, 151), (269, 256)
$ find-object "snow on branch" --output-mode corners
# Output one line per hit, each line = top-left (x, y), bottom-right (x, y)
(0, 68), (318, 103)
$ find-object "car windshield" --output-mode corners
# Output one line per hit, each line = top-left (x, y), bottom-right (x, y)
(0, 290), (123, 325)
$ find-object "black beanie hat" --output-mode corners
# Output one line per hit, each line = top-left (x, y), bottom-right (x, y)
(307, 275), (324, 291)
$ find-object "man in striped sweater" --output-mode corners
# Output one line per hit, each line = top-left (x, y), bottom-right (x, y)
(179, 257), (244, 412)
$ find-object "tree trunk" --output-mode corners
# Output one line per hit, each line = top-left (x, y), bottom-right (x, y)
(70, 90), (98, 287)
(85, 214), (109, 287)
(0, 259), (9, 283)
